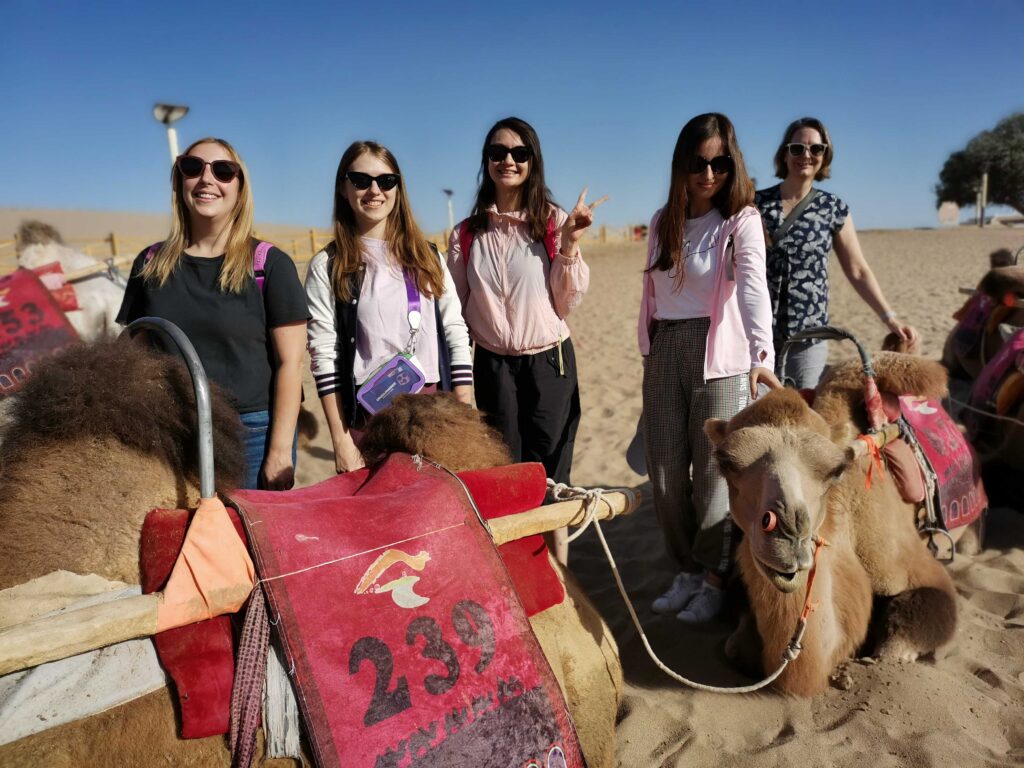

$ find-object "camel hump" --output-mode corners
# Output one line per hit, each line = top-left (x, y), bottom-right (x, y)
(979, 266), (1024, 301)
(822, 352), (948, 402)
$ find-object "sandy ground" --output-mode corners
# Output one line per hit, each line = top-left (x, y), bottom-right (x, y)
(7, 205), (1024, 766)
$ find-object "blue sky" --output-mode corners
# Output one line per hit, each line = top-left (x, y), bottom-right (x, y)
(1, 0), (1020, 233)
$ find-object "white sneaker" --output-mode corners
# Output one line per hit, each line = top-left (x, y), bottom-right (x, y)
(652, 571), (704, 614)
(676, 581), (725, 623)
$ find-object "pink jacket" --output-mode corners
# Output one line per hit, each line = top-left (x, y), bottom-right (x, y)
(638, 205), (775, 379)
(447, 205), (589, 356)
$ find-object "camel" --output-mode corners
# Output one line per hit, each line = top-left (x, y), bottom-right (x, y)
(16, 220), (125, 343)
(704, 354), (959, 697)
(0, 341), (620, 767)
(942, 265), (1024, 381)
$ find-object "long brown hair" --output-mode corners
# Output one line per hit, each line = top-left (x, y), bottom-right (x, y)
(141, 137), (256, 294)
(650, 113), (754, 287)
(328, 141), (443, 303)
(467, 117), (555, 242)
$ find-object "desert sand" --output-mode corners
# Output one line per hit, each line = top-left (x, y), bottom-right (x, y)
(5, 207), (1024, 766)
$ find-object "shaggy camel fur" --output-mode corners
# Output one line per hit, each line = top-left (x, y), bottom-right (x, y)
(0, 359), (620, 766)
(705, 360), (958, 697)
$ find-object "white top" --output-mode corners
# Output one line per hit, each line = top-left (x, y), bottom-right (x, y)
(651, 208), (724, 320)
(305, 238), (473, 394)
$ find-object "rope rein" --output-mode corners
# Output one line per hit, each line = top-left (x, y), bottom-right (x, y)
(547, 479), (827, 694)
(948, 395), (1024, 429)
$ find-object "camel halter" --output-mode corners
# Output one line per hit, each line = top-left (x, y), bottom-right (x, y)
(548, 480), (829, 694)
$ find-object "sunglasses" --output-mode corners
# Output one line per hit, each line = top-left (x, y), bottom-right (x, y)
(785, 143), (828, 158)
(345, 171), (401, 191)
(175, 155), (242, 183)
(486, 144), (533, 164)
(688, 155), (733, 175)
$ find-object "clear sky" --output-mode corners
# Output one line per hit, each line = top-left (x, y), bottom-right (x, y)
(1, 0), (1021, 234)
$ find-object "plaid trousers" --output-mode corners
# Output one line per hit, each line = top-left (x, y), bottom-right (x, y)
(642, 317), (749, 578)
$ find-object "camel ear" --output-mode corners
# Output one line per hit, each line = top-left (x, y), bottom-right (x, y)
(704, 418), (729, 446)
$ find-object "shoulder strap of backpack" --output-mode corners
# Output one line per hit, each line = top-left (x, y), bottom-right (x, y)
(144, 243), (163, 263)
(543, 216), (558, 262)
(458, 220), (474, 261)
(252, 241), (272, 295)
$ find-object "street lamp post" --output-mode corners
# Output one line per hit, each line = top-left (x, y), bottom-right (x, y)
(152, 103), (189, 163)
(442, 189), (455, 236)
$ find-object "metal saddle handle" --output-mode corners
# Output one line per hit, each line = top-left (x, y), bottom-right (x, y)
(123, 317), (215, 499)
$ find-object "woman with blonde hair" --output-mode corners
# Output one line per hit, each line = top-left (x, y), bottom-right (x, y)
(305, 141), (473, 474)
(639, 113), (780, 622)
(118, 137), (309, 490)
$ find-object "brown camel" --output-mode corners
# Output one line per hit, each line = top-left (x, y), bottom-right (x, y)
(0, 343), (621, 767)
(942, 265), (1024, 380)
(705, 355), (959, 697)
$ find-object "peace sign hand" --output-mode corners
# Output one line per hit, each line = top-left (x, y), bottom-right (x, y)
(561, 187), (609, 256)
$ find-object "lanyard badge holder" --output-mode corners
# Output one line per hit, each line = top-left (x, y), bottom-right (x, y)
(357, 269), (427, 415)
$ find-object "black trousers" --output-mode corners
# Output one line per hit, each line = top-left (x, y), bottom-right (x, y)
(474, 339), (581, 485)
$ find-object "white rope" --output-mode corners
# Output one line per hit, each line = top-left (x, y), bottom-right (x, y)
(547, 479), (799, 694)
(949, 395), (1024, 429)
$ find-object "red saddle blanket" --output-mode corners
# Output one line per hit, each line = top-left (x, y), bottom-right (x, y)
(899, 396), (987, 529)
(229, 455), (582, 768)
(0, 268), (78, 395)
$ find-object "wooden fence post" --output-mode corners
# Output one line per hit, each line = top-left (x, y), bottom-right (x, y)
(309, 228), (317, 256)
(109, 232), (119, 256)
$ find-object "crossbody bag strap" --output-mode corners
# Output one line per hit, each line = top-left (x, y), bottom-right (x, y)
(401, 268), (422, 354)
(770, 188), (819, 246)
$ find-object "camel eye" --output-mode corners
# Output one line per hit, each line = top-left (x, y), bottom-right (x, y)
(761, 511), (777, 532)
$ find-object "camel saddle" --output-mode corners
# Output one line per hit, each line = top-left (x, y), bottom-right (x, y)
(966, 326), (1024, 443)
(140, 459), (574, 765)
(230, 455), (582, 768)
(0, 268), (79, 395)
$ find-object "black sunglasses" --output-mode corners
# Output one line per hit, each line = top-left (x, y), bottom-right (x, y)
(345, 171), (401, 191)
(486, 144), (532, 164)
(175, 155), (242, 183)
(688, 155), (733, 175)
(785, 143), (828, 158)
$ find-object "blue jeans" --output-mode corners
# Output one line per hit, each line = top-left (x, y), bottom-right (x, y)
(239, 410), (297, 490)
(777, 338), (829, 390)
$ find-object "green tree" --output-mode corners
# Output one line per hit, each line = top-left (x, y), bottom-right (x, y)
(936, 113), (1024, 215)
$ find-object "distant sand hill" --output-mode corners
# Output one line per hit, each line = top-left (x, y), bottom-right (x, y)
(0, 207), (334, 273)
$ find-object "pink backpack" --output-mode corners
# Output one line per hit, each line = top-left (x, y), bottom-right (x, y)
(144, 241), (273, 294)
(458, 217), (558, 262)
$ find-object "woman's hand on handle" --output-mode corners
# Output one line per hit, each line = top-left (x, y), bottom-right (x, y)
(749, 366), (782, 400)
(560, 188), (608, 257)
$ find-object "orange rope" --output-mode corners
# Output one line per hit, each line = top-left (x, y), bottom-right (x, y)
(856, 434), (886, 489)
(800, 536), (829, 622)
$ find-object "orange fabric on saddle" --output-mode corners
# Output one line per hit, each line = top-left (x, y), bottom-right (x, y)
(141, 504), (250, 739)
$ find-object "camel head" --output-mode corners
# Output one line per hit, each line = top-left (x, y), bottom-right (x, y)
(705, 389), (851, 594)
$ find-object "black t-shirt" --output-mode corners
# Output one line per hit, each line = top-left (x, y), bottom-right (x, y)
(117, 244), (310, 413)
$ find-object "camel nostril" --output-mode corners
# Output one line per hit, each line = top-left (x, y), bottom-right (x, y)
(761, 510), (777, 532)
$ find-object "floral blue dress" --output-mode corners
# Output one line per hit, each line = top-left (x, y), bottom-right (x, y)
(754, 184), (850, 347)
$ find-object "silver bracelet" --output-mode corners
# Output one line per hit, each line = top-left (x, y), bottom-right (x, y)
(880, 311), (897, 323)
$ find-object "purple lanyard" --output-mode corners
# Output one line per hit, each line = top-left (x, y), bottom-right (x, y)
(402, 268), (422, 351)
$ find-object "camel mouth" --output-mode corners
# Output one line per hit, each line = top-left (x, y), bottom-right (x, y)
(760, 562), (807, 594)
